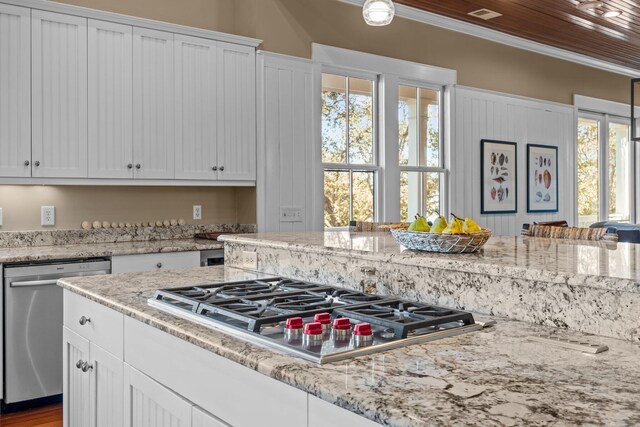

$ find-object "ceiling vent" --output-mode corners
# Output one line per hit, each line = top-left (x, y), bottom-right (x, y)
(468, 8), (503, 20)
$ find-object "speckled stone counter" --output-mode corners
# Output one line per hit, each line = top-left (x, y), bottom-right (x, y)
(59, 266), (640, 427)
(220, 232), (640, 342)
(0, 238), (223, 263)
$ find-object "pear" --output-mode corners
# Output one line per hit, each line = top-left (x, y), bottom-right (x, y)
(431, 215), (448, 233)
(443, 214), (464, 234)
(463, 217), (482, 233)
(408, 214), (430, 232)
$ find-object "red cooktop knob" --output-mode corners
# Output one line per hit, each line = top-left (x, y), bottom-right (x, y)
(314, 313), (331, 325)
(285, 317), (303, 330)
(332, 318), (352, 330)
(303, 322), (323, 335)
(353, 323), (373, 336)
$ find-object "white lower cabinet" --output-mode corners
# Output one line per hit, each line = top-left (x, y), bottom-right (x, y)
(63, 328), (124, 427)
(64, 290), (380, 427)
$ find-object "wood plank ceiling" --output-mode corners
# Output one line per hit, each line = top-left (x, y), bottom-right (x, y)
(395, 0), (640, 72)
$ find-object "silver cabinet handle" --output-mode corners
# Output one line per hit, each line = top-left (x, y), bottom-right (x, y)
(219, 166), (224, 171)
(76, 360), (83, 369)
(127, 163), (133, 169)
(34, 160), (40, 166)
(212, 166), (218, 171)
(135, 164), (141, 169)
(81, 362), (93, 372)
(79, 316), (91, 326)
(24, 160), (30, 166)
(156, 262), (163, 269)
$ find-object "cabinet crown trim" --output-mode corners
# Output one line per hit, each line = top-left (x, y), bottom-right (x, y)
(1, 0), (262, 48)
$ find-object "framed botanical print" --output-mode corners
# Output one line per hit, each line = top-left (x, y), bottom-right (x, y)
(527, 144), (559, 213)
(480, 139), (517, 214)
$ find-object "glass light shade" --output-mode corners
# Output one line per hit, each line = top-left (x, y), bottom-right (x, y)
(363, 0), (395, 26)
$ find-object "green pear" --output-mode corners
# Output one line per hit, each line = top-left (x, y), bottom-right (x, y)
(408, 214), (430, 232)
(431, 216), (447, 233)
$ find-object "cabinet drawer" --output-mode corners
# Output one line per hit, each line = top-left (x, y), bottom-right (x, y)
(64, 290), (124, 358)
(111, 251), (200, 274)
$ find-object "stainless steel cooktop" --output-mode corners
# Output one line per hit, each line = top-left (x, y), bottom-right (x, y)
(148, 277), (486, 364)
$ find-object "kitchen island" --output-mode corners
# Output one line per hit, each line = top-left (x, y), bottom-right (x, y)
(221, 232), (640, 342)
(59, 265), (640, 427)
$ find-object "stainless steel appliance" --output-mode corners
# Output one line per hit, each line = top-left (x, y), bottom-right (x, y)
(200, 249), (224, 266)
(149, 277), (489, 364)
(3, 258), (111, 405)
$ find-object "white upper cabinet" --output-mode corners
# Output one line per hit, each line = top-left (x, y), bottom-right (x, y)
(217, 42), (256, 181)
(133, 27), (175, 179)
(88, 19), (134, 179)
(0, 4), (31, 178)
(32, 10), (88, 178)
(174, 35), (218, 180)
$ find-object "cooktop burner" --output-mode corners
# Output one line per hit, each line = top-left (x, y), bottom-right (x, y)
(149, 277), (486, 363)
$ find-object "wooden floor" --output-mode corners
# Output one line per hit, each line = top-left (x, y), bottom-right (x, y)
(0, 404), (62, 427)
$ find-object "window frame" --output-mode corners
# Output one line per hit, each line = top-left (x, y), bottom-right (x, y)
(321, 67), (381, 228)
(397, 79), (447, 221)
(577, 110), (636, 224)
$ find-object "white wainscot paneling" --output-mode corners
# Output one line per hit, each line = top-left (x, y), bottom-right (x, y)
(452, 87), (575, 236)
(257, 53), (320, 232)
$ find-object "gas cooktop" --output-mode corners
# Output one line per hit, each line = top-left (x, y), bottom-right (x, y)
(148, 277), (486, 364)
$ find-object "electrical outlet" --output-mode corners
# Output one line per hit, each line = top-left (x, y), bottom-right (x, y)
(280, 207), (303, 223)
(41, 206), (55, 226)
(193, 205), (202, 220)
(0, 208), (3, 226)
(242, 251), (258, 270)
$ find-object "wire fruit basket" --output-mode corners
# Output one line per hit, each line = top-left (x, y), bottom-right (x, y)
(390, 228), (492, 253)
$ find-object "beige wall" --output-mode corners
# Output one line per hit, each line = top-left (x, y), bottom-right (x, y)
(6, 0), (631, 231)
(0, 186), (254, 231)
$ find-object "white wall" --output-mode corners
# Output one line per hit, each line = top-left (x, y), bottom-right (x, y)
(451, 86), (575, 236)
(256, 52), (323, 232)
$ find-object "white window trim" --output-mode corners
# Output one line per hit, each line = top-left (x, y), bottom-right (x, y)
(314, 44), (456, 224)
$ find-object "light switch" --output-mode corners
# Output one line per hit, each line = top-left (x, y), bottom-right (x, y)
(280, 207), (303, 223)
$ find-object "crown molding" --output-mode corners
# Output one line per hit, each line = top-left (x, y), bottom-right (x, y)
(338, 0), (640, 78)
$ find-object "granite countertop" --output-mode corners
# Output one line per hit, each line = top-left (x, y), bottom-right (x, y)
(59, 266), (640, 427)
(220, 232), (640, 292)
(0, 238), (222, 263)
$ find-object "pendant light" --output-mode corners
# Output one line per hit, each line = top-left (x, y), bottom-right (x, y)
(362, 0), (395, 26)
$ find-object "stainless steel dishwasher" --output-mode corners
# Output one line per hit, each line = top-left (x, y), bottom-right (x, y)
(3, 258), (111, 406)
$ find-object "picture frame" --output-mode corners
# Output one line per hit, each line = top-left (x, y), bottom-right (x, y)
(480, 139), (518, 214)
(527, 144), (559, 213)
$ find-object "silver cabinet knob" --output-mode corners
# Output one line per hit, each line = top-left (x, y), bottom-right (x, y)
(219, 166), (224, 171)
(81, 362), (93, 372)
(127, 163), (133, 169)
(135, 164), (141, 169)
(212, 166), (218, 171)
(24, 160), (30, 166)
(156, 262), (163, 269)
(76, 360), (83, 369)
(79, 316), (91, 325)
(34, 161), (40, 167)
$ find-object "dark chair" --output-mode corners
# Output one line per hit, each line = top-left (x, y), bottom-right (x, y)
(590, 222), (640, 244)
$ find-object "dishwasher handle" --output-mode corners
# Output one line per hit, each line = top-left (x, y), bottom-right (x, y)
(10, 279), (60, 288)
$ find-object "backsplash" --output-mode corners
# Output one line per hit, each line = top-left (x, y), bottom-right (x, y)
(0, 223), (255, 248)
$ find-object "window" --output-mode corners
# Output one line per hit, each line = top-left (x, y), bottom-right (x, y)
(322, 73), (376, 227)
(577, 113), (633, 227)
(398, 85), (444, 222)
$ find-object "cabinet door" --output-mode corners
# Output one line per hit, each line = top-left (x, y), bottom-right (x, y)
(192, 407), (230, 427)
(133, 27), (174, 179)
(174, 35), (218, 180)
(88, 20), (133, 179)
(217, 42), (256, 181)
(64, 328), (91, 427)
(0, 4), (31, 177)
(175, 34), (218, 179)
(123, 364), (192, 427)
(32, 10), (88, 178)
(90, 343), (124, 427)
(308, 395), (380, 427)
